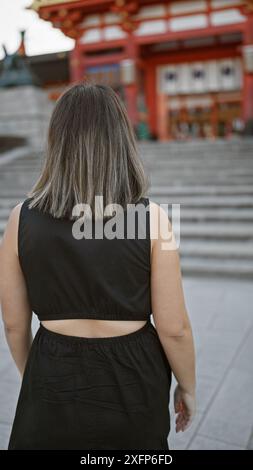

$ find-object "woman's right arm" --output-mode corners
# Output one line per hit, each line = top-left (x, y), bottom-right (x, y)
(150, 201), (196, 432)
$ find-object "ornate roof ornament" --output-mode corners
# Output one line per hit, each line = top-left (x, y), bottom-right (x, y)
(245, 0), (253, 10)
(110, 0), (138, 33)
(29, 0), (77, 12)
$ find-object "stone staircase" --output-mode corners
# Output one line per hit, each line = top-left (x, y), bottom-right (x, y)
(0, 149), (43, 235)
(0, 139), (253, 278)
(139, 138), (253, 278)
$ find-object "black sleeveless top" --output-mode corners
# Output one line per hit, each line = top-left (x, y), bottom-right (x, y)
(18, 197), (152, 321)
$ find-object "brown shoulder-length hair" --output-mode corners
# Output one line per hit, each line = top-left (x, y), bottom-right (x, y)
(28, 82), (149, 219)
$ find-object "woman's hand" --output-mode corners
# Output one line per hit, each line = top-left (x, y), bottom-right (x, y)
(174, 384), (196, 433)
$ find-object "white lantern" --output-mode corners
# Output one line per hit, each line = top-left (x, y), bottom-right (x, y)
(120, 59), (136, 85)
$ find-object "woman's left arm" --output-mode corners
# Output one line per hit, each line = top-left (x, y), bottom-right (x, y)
(0, 203), (33, 377)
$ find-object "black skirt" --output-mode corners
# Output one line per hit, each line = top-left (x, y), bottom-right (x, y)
(8, 320), (172, 450)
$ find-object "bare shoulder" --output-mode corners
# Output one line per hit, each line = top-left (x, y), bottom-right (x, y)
(149, 199), (172, 235)
(6, 202), (23, 229)
(149, 199), (177, 252)
(149, 200), (171, 218)
(1, 202), (24, 255)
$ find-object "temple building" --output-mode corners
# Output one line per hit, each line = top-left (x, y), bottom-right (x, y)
(29, 0), (253, 140)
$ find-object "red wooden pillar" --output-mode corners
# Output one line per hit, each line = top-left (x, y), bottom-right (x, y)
(70, 44), (84, 83)
(157, 93), (169, 141)
(244, 73), (253, 122)
(145, 64), (157, 137)
(243, 14), (253, 126)
(123, 33), (139, 126)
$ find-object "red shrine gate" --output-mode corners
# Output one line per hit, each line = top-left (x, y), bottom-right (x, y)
(30, 0), (253, 140)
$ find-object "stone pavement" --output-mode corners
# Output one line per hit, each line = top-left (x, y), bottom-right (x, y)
(0, 277), (253, 450)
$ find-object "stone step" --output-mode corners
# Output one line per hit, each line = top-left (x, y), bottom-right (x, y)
(0, 192), (33, 201)
(0, 198), (27, 209)
(150, 185), (253, 196)
(144, 147), (253, 151)
(142, 142), (253, 149)
(1, 158), (42, 164)
(0, 150), (39, 166)
(147, 172), (253, 180)
(149, 193), (253, 209)
(145, 157), (253, 164)
(147, 171), (253, 180)
(3, 161), (252, 171)
(143, 152), (253, 158)
(0, 219), (252, 242)
(143, 161), (252, 171)
(143, 149), (253, 155)
(1, 205), (253, 223)
(146, 164), (253, 171)
(1, 206), (253, 223)
(150, 177), (253, 184)
(1, 186), (253, 199)
(145, 153), (253, 159)
(0, 196), (253, 212)
(180, 241), (253, 259)
(150, 180), (253, 188)
(0, 207), (21, 219)
(179, 222), (253, 240)
(0, 181), (37, 189)
(9, 181), (252, 190)
(139, 139), (253, 151)
(0, 199), (253, 214)
(143, 155), (253, 163)
(0, 161), (41, 169)
(178, 208), (253, 222)
(148, 165), (253, 172)
(150, 195), (253, 208)
(151, 171), (253, 179)
(142, 149), (253, 156)
(0, 168), (38, 176)
(148, 162), (253, 170)
(181, 258), (253, 279)
(148, 159), (253, 165)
